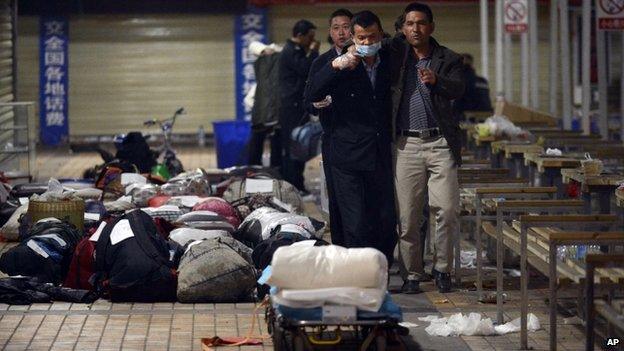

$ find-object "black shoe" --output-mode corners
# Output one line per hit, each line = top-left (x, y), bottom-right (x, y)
(401, 280), (421, 294)
(432, 268), (452, 293)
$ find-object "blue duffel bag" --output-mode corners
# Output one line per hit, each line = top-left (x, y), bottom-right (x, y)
(290, 119), (322, 162)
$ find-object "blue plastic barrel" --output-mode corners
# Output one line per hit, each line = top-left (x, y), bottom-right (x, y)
(212, 120), (251, 169)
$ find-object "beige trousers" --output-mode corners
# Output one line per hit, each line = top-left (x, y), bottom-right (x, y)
(394, 135), (459, 280)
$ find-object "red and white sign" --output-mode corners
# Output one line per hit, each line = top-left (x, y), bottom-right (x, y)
(504, 0), (529, 34)
(597, 0), (624, 31)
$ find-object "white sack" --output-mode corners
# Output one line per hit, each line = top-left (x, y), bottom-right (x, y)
(272, 287), (386, 312)
(266, 245), (387, 290)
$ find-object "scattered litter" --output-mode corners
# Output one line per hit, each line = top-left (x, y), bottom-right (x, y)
(460, 250), (487, 269)
(505, 269), (521, 277)
(478, 292), (507, 304)
(399, 322), (419, 328)
(418, 315), (440, 323)
(418, 312), (540, 337)
(494, 314), (541, 334)
(480, 116), (527, 138)
(434, 299), (450, 304)
(545, 148), (562, 156)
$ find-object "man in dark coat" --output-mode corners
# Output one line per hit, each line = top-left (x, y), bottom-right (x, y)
(306, 10), (397, 265)
(304, 8), (353, 246)
(248, 42), (282, 167)
(390, 2), (465, 294)
(278, 20), (319, 193)
(453, 53), (493, 119)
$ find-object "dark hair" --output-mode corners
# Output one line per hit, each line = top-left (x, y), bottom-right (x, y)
(404, 2), (434, 23)
(329, 8), (353, 24)
(292, 19), (317, 37)
(350, 10), (383, 33)
(394, 14), (405, 33)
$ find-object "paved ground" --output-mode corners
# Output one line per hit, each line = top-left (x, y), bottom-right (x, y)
(0, 146), (598, 350)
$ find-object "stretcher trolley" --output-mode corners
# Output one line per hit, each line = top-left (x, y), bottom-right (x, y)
(265, 297), (410, 351)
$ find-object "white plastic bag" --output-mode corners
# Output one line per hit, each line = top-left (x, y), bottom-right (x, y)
(485, 116), (526, 138)
(272, 287), (386, 312)
(545, 148), (562, 156)
(267, 245), (388, 290)
(419, 312), (540, 337)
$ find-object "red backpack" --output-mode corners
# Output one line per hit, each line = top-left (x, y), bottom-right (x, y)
(63, 237), (96, 290)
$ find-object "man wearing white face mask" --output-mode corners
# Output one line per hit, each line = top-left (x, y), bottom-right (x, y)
(306, 10), (397, 266)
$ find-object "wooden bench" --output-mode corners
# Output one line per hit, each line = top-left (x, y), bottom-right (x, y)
(482, 207), (622, 350)
(585, 254), (624, 351)
(457, 185), (556, 286)
(561, 169), (624, 214)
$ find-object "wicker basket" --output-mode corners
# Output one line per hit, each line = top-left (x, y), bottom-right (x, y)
(28, 199), (85, 231)
(581, 159), (603, 176)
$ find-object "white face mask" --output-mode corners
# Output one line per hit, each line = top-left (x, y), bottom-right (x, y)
(355, 41), (381, 57)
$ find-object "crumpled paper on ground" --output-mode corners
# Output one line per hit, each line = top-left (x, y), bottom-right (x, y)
(418, 312), (540, 337)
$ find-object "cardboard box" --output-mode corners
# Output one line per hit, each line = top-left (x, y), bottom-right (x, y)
(494, 101), (557, 127)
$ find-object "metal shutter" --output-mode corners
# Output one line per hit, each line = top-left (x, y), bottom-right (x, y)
(18, 14), (235, 136)
(0, 0), (15, 104)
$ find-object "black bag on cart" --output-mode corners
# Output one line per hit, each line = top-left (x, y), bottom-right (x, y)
(93, 210), (178, 302)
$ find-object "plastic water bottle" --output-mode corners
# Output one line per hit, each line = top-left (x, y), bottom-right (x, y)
(576, 245), (587, 261)
(556, 246), (568, 262)
(197, 125), (206, 147)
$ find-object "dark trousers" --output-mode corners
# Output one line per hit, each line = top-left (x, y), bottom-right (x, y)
(331, 161), (397, 266)
(248, 126), (282, 168)
(322, 149), (343, 246)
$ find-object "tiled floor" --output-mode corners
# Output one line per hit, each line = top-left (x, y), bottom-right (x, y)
(0, 146), (601, 350)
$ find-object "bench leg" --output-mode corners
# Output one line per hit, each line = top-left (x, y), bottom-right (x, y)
(455, 225), (461, 286)
(521, 225), (528, 350)
(476, 198), (483, 301)
(529, 165), (537, 186)
(496, 208), (504, 324)
(585, 264), (595, 351)
(582, 191), (592, 214)
(597, 189), (612, 214)
(549, 243), (557, 351)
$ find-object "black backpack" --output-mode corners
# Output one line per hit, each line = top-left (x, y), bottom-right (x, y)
(0, 220), (82, 284)
(93, 210), (178, 302)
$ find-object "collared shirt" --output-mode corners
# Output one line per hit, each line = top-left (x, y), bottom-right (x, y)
(363, 54), (381, 87)
(398, 50), (439, 131)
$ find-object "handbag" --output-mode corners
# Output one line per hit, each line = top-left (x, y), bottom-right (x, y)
(289, 114), (322, 162)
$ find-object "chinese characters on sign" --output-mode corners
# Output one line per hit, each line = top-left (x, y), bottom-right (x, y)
(597, 0), (624, 31)
(504, 0), (529, 34)
(39, 18), (69, 145)
(235, 7), (268, 121)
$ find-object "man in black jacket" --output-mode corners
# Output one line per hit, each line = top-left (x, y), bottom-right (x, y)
(306, 10), (397, 265)
(278, 20), (319, 193)
(304, 8), (353, 246)
(248, 42), (282, 167)
(390, 2), (465, 294)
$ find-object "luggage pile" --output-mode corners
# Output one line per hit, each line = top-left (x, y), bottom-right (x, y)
(0, 165), (326, 305)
